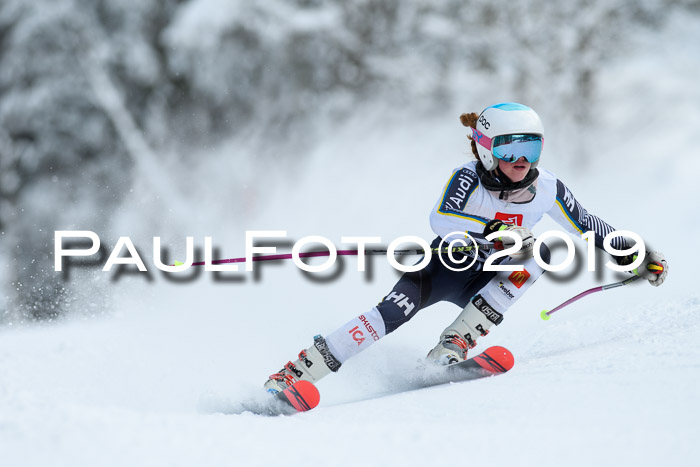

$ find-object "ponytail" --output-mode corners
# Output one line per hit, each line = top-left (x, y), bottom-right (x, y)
(460, 112), (479, 160)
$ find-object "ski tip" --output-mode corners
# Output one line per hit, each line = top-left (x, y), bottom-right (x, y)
(478, 346), (515, 373)
(280, 380), (320, 412)
(540, 310), (550, 321)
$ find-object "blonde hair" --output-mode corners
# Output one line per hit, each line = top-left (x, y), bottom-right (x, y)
(460, 112), (479, 160)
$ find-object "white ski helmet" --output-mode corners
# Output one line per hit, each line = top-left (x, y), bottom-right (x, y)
(472, 102), (544, 171)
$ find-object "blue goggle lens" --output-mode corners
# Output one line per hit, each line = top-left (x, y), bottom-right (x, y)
(492, 134), (542, 163)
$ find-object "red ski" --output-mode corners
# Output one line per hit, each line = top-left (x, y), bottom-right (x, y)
(276, 380), (320, 412)
(405, 345), (515, 390)
(440, 345), (514, 383)
(267, 347), (511, 414)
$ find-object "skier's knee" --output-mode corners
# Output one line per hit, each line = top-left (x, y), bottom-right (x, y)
(376, 282), (421, 334)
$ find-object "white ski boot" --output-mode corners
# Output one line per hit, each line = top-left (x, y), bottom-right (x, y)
(427, 295), (503, 365)
(264, 335), (342, 394)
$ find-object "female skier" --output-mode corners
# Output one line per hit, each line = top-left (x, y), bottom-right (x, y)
(264, 102), (668, 393)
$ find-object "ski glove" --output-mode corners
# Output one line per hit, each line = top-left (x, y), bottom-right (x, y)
(483, 219), (535, 260)
(635, 250), (668, 287)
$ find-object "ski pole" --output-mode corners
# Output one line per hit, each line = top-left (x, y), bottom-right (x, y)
(540, 262), (665, 321)
(174, 243), (494, 267)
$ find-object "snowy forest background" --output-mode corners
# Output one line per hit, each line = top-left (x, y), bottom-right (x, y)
(2, 1), (700, 466)
(2, 0), (699, 322)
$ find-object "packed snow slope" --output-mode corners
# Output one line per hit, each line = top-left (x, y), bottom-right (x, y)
(2, 13), (700, 467)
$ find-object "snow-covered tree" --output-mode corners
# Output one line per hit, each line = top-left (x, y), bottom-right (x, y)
(0, 0), (695, 321)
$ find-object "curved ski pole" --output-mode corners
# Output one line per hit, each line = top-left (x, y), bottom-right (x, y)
(540, 263), (665, 320)
(540, 275), (641, 320)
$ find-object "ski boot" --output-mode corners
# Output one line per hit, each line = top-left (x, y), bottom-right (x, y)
(264, 335), (342, 394)
(426, 333), (473, 365)
(427, 295), (503, 365)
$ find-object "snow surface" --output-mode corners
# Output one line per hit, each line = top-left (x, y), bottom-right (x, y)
(2, 10), (700, 467)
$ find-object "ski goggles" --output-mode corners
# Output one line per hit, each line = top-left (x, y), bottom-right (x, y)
(471, 128), (543, 163)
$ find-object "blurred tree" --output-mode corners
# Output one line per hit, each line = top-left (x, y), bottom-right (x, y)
(0, 0), (695, 321)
